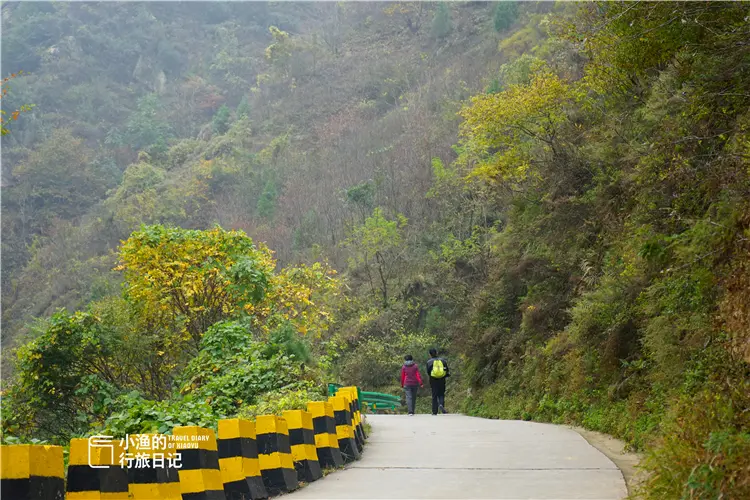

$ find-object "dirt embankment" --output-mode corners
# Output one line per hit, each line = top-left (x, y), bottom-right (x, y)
(569, 426), (645, 497)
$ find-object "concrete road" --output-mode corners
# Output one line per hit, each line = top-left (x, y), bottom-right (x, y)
(288, 414), (628, 500)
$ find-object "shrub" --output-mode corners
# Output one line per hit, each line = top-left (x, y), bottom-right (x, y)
(237, 381), (325, 418)
(178, 321), (308, 417)
(102, 391), (218, 436)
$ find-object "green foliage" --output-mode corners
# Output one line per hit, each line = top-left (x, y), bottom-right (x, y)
(178, 320), (308, 417)
(237, 381), (324, 418)
(212, 104), (231, 135)
(120, 94), (173, 155)
(496, 54), (544, 88)
(458, 63), (574, 185)
(2, 310), (121, 441)
(430, 3), (452, 40)
(102, 392), (218, 436)
(256, 178), (278, 220)
(346, 181), (376, 221)
(345, 208), (408, 307)
(115, 225), (274, 348)
(264, 322), (312, 365)
(236, 96), (250, 119)
(3, 225), (339, 443)
(493, 2), (519, 33)
(10, 129), (109, 228)
(451, 3), (750, 497)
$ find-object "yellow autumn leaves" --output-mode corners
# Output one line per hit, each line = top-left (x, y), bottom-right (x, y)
(457, 67), (573, 186)
(116, 225), (340, 351)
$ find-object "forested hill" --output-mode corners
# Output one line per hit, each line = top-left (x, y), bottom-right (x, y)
(3, 2), (750, 498)
(1, 1), (500, 345)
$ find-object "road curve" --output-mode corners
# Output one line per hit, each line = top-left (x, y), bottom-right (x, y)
(288, 414), (628, 499)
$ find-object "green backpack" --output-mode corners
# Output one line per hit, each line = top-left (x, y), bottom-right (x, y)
(431, 359), (446, 378)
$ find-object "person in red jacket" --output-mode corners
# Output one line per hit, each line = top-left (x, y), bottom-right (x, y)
(400, 354), (423, 416)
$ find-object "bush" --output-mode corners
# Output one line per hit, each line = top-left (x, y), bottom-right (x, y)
(178, 321), (309, 417)
(102, 391), (218, 436)
(237, 381), (325, 418)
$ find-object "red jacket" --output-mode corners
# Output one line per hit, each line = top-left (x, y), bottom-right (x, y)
(401, 361), (423, 387)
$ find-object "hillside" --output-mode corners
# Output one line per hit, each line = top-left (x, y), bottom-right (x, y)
(2, 2), (750, 498)
(1, 1), (507, 347)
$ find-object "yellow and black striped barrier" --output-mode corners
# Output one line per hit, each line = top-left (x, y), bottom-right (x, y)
(217, 418), (268, 500)
(0, 444), (65, 500)
(126, 434), (181, 500)
(336, 390), (364, 452)
(337, 387), (366, 450)
(282, 410), (323, 483)
(306, 401), (344, 469)
(1, 386), (369, 499)
(172, 426), (225, 500)
(329, 395), (361, 462)
(255, 415), (298, 494)
(349, 388), (368, 440)
(66, 437), (129, 499)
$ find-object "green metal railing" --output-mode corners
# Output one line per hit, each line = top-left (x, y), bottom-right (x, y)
(328, 383), (402, 413)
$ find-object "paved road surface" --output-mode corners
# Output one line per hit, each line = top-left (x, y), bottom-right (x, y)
(288, 414), (628, 499)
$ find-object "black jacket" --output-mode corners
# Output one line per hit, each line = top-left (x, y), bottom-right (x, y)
(426, 357), (450, 380)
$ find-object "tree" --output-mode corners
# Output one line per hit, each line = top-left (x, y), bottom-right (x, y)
(120, 93), (173, 154)
(458, 65), (573, 186)
(212, 104), (231, 135)
(493, 2), (519, 33)
(346, 181), (375, 223)
(265, 26), (294, 80)
(321, 2), (342, 55)
(176, 320), (306, 417)
(256, 178), (279, 220)
(431, 3), (452, 40)
(2, 310), (126, 441)
(345, 208), (408, 307)
(115, 225), (275, 350)
(236, 96), (250, 119)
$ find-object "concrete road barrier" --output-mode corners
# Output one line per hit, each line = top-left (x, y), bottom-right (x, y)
(282, 410), (323, 484)
(172, 426), (225, 500)
(337, 387), (367, 446)
(0, 444), (65, 500)
(126, 434), (181, 500)
(217, 418), (268, 500)
(66, 438), (128, 499)
(0, 386), (370, 500)
(329, 395), (360, 462)
(255, 415), (298, 495)
(306, 401), (344, 469)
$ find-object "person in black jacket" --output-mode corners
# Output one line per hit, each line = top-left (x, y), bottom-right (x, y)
(425, 348), (450, 415)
